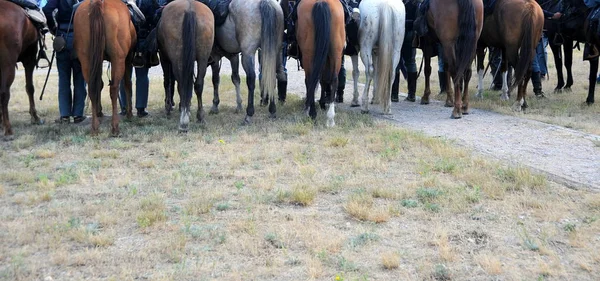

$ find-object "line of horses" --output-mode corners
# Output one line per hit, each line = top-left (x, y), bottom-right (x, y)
(0, 0), (598, 138)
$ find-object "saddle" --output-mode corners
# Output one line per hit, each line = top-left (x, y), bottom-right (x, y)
(8, 0), (48, 31)
(123, 0), (147, 26)
(197, 0), (232, 27)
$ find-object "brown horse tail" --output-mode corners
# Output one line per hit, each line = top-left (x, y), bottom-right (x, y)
(454, 0), (478, 82)
(375, 3), (396, 113)
(88, 0), (106, 107)
(510, 4), (537, 90)
(180, 6), (197, 108)
(259, 0), (280, 103)
(307, 1), (331, 95)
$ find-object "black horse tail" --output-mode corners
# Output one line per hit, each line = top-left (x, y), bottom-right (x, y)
(307, 2), (331, 96)
(88, 0), (106, 109)
(511, 4), (537, 90)
(259, 0), (280, 103)
(180, 7), (197, 108)
(454, 0), (478, 82)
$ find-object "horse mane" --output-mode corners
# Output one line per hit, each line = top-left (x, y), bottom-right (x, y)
(454, 0), (478, 82)
(88, 0), (106, 108)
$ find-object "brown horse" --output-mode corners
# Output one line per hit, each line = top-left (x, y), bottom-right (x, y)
(0, 0), (43, 138)
(421, 0), (484, 119)
(74, 0), (136, 136)
(155, 0), (214, 132)
(297, 0), (345, 127)
(475, 0), (543, 111)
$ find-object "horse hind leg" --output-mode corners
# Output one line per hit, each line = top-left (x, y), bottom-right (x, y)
(23, 59), (42, 125)
(209, 59), (221, 114)
(160, 53), (175, 116)
(350, 55), (360, 107)
(462, 67), (472, 115)
(360, 47), (374, 113)
(241, 52), (256, 124)
(0, 62), (16, 137)
(475, 47), (485, 98)
(230, 54), (243, 113)
(195, 61), (208, 124)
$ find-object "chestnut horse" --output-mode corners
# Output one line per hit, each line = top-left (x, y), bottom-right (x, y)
(74, 0), (136, 136)
(422, 0), (484, 118)
(0, 0), (42, 138)
(156, 0), (214, 131)
(297, 0), (345, 127)
(475, 0), (544, 111)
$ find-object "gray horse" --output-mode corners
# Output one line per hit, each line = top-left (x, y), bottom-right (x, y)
(210, 0), (286, 124)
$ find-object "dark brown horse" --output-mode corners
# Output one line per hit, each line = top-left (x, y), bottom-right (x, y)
(0, 0), (43, 138)
(74, 0), (136, 136)
(561, 0), (598, 105)
(156, 0), (214, 132)
(475, 0), (544, 111)
(421, 0), (484, 118)
(297, 0), (345, 127)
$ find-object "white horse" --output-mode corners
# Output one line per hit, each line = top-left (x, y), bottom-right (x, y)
(210, 0), (285, 123)
(356, 0), (405, 114)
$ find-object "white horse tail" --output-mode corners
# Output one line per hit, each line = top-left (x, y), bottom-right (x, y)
(259, 0), (282, 102)
(375, 3), (395, 113)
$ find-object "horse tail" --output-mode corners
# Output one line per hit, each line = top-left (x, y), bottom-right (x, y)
(375, 3), (395, 112)
(307, 1), (331, 95)
(259, 0), (280, 102)
(511, 4), (537, 89)
(88, 0), (106, 107)
(454, 0), (478, 82)
(180, 5), (197, 107)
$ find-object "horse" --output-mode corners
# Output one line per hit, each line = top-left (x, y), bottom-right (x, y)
(475, 0), (544, 111)
(560, 0), (597, 105)
(356, 0), (405, 114)
(154, 0), (214, 132)
(73, 0), (136, 136)
(297, 0), (346, 127)
(0, 0), (43, 138)
(421, 0), (484, 119)
(208, 0), (285, 124)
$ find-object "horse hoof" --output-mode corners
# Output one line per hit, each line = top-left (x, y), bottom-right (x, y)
(350, 101), (360, 107)
(32, 118), (44, 125)
(269, 113), (276, 119)
(278, 99), (286, 105)
(361, 110), (369, 114)
(111, 130), (120, 138)
(209, 107), (219, 115)
(97, 112), (104, 118)
(420, 99), (430, 105)
(445, 101), (453, 107)
(2, 135), (15, 142)
(586, 100), (594, 105)
(243, 116), (252, 125)
(178, 125), (189, 133)
(451, 113), (462, 119)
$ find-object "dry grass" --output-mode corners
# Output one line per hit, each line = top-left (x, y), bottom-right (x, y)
(1, 69), (599, 280)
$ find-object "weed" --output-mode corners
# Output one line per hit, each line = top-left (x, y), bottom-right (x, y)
(137, 194), (167, 228)
(432, 264), (451, 280)
(348, 232), (380, 249)
(381, 252), (400, 270)
(416, 187), (442, 203)
(563, 223), (577, 233)
(401, 199), (419, 208)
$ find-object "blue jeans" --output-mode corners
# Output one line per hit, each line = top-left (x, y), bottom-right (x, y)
(536, 35), (548, 75)
(119, 67), (149, 112)
(437, 43), (444, 72)
(56, 31), (87, 117)
(401, 31), (417, 73)
(532, 39), (544, 73)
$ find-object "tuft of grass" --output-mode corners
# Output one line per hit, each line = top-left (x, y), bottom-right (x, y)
(416, 187), (443, 203)
(476, 254), (503, 275)
(319, 175), (345, 195)
(371, 187), (398, 200)
(563, 223), (577, 233)
(34, 149), (56, 159)
(185, 196), (214, 216)
(137, 194), (167, 228)
(348, 232), (380, 249)
(432, 264), (451, 280)
(496, 166), (547, 192)
(215, 202), (230, 211)
(344, 192), (389, 223)
(277, 185), (317, 206)
(327, 136), (349, 148)
(89, 149), (119, 159)
(381, 252), (400, 270)
(401, 199), (419, 208)
(264, 232), (285, 249)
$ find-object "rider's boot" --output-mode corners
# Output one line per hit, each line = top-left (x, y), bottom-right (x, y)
(531, 71), (545, 98)
(391, 70), (400, 102)
(405, 72), (417, 102)
(438, 71), (447, 94)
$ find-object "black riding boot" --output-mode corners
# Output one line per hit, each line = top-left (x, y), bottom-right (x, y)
(336, 66), (346, 103)
(438, 71), (447, 94)
(406, 72), (417, 102)
(531, 71), (545, 98)
(278, 80), (287, 103)
(391, 70), (401, 102)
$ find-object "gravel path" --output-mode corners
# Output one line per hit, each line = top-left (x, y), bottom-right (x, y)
(143, 57), (600, 191)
